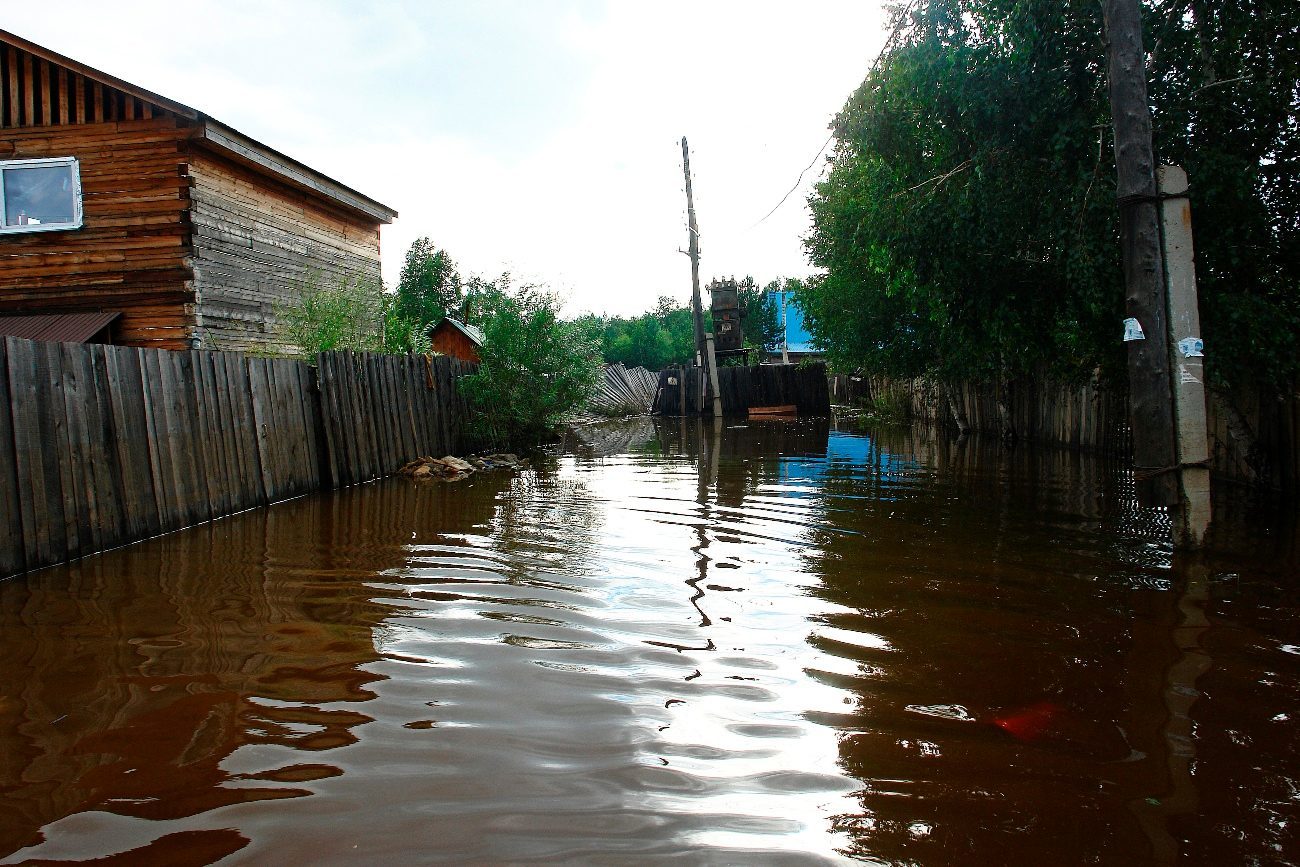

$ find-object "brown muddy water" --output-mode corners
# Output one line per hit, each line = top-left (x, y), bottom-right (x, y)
(1, 418), (1298, 865)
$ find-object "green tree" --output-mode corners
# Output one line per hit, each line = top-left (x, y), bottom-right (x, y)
(801, 0), (1300, 393)
(459, 278), (603, 447)
(738, 277), (780, 353)
(593, 296), (697, 370)
(395, 237), (462, 330)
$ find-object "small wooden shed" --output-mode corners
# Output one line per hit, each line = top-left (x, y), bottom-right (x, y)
(0, 29), (397, 351)
(430, 318), (483, 364)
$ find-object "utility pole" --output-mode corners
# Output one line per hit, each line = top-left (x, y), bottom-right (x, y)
(1103, 0), (1179, 509)
(681, 137), (723, 417)
(1159, 166), (1212, 546)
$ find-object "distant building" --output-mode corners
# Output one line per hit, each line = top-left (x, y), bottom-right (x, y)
(0, 29), (397, 351)
(430, 318), (483, 364)
(766, 289), (822, 363)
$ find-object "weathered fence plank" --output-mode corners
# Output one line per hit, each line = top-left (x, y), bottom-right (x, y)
(0, 339), (23, 577)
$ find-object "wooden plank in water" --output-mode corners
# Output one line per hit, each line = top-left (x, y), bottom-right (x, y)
(247, 357), (275, 501)
(6, 338), (48, 567)
(87, 345), (125, 547)
(107, 347), (161, 540)
(0, 339), (24, 577)
(175, 351), (208, 526)
(367, 353), (390, 477)
(332, 352), (355, 486)
(139, 349), (170, 530)
(202, 351), (235, 518)
(231, 352), (266, 506)
(359, 352), (380, 480)
(400, 355), (420, 461)
(40, 341), (81, 560)
(316, 353), (340, 488)
(60, 342), (101, 555)
(303, 360), (325, 490)
(366, 353), (385, 476)
(749, 404), (798, 418)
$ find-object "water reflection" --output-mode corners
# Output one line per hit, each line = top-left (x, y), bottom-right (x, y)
(0, 420), (1296, 864)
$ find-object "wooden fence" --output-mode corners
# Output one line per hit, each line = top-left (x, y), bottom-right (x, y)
(316, 351), (474, 488)
(655, 363), (831, 417)
(829, 372), (1300, 491)
(0, 336), (475, 579)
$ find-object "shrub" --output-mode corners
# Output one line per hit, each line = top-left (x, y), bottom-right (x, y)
(278, 274), (430, 357)
(459, 279), (602, 448)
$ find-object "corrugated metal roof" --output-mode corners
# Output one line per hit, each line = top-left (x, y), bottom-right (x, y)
(0, 312), (120, 343)
(439, 318), (485, 347)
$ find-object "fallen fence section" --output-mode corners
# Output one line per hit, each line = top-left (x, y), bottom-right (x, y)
(0, 336), (474, 579)
(655, 363), (831, 417)
(590, 364), (659, 415)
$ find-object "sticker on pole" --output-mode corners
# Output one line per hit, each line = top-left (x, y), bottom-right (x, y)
(1122, 318), (1145, 342)
(1177, 336), (1204, 358)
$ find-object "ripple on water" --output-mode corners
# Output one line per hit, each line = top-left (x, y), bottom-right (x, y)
(0, 419), (1296, 865)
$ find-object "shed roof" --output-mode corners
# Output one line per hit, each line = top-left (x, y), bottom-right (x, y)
(0, 311), (119, 343)
(435, 318), (485, 347)
(0, 29), (398, 225)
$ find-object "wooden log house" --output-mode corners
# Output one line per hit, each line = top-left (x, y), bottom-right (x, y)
(0, 29), (397, 351)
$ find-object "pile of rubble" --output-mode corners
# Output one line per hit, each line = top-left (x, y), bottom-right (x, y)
(397, 453), (527, 483)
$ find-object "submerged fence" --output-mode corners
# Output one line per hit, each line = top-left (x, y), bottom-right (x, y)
(829, 373), (1300, 491)
(655, 363), (832, 417)
(0, 336), (474, 579)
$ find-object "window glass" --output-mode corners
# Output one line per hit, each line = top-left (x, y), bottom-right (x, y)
(3, 164), (78, 227)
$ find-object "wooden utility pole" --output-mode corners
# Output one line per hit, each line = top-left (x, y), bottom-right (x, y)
(681, 137), (723, 417)
(1103, 0), (1179, 508)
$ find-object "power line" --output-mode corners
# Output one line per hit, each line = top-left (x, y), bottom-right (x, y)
(748, 131), (835, 229)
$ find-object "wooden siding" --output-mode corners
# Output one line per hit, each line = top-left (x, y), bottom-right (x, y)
(187, 151), (382, 353)
(0, 116), (195, 349)
(430, 323), (481, 363)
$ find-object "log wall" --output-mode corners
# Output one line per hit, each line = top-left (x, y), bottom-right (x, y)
(1, 38), (390, 355)
(0, 336), (476, 580)
(187, 152), (383, 353)
(0, 116), (195, 348)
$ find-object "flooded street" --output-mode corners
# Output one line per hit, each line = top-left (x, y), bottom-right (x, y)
(1, 418), (1298, 864)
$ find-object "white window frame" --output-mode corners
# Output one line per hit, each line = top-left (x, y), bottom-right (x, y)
(0, 156), (84, 235)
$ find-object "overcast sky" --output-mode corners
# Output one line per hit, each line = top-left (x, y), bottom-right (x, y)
(4, 2), (888, 316)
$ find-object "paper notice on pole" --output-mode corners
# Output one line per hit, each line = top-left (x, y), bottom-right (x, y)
(1122, 318), (1145, 342)
(1177, 336), (1204, 358)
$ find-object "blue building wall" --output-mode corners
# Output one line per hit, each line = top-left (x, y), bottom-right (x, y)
(768, 290), (820, 356)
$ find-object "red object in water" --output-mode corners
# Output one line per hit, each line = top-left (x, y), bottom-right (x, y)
(992, 701), (1063, 742)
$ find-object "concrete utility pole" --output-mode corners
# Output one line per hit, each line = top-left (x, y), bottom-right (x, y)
(1159, 165), (1211, 546)
(1103, 0), (1179, 508)
(681, 137), (723, 417)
